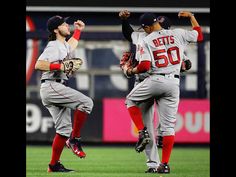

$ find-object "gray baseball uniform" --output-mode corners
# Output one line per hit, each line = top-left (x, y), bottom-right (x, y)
(155, 53), (189, 138)
(131, 31), (160, 168)
(38, 40), (93, 137)
(126, 28), (197, 138)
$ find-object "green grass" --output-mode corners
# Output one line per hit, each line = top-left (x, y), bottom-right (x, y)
(26, 145), (209, 177)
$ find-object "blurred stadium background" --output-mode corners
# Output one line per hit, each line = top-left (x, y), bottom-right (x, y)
(26, 1), (209, 147)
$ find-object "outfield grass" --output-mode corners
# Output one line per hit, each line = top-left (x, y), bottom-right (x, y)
(26, 145), (209, 177)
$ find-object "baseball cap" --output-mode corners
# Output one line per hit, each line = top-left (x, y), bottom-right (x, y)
(139, 13), (157, 29)
(157, 16), (172, 29)
(47, 15), (69, 32)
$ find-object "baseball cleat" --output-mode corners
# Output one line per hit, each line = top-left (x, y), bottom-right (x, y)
(66, 137), (86, 158)
(135, 127), (151, 153)
(47, 161), (74, 172)
(145, 167), (158, 173)
(157, 163), (170, 173)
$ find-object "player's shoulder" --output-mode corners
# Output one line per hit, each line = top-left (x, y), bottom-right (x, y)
(143, 30), (161, 42)
(172, 28), (186, 34)
(132, 31), (146, 37)
(46, 40), (58, 47)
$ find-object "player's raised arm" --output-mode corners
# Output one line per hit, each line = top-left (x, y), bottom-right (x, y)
(119, 10), (134, 42)
(68, 20), (85, 50)
(178, 11), (203, 42)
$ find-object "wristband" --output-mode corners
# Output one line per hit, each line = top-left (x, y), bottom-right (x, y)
(50, 63), (61, 71)
(72, 29), (81, 40)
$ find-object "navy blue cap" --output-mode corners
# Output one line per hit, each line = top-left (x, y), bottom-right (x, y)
(157, 16), (172, 29)
(139, 13), (157, 28)
(47, 15), (69, 32)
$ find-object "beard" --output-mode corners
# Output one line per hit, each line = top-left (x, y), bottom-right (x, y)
(58, 29), (70, 38)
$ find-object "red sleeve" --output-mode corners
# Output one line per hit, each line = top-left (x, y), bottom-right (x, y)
(192, 26), (203, 42)
(136, 61), (151, 73)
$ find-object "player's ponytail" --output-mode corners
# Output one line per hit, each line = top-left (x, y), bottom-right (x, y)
(48, 32), (57, 41)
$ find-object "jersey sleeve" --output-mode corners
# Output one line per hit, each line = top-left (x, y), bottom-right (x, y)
(131, 32), (139, 45)
(38, 42), (59, 62)
(174, 28), (198, 44)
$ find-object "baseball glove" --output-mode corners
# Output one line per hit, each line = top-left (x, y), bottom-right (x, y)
(120, 51), (138, 68)
(120, 52), (137, 78)
(62, 58), (83, 74)
(180, 59), (192, 72)
(120, 52), (133, 67)
(184, 59), (192, 70)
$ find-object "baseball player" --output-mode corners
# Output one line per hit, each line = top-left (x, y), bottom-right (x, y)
(155, 15), (192, 148)
(34, 15), (94, 172)
(121, 11), (203, 173)
(119, 10), (193, 173)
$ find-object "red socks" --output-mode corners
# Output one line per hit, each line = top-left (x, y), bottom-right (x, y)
(49, 110), (88, 165)
(127, 106), (144, 131)
(71, 110), (88, 138)
(50, 133), (67, 165)
(162, 135), (175, 164)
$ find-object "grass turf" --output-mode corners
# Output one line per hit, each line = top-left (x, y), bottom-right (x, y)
(26, 145), (209, 177)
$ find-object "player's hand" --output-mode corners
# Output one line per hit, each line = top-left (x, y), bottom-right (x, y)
(74, 20), (85, 30)
(178, 11), (194, 18)
(119, 10), (130, 20)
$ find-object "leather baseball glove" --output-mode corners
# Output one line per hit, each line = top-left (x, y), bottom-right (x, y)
(180, 59), (192, 72)
(120, 51), (138, 68)
(120, 52), (133, 67)
(62, 58), (83, 74)
(120, 52), (137, 78)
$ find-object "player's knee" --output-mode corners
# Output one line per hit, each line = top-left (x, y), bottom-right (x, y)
(77, 97), (93, 114)
(86, 98), (94, 113)
(162, 128), (175, 136)
(56, 127), (72, 138)
(125, 98), (136, 108)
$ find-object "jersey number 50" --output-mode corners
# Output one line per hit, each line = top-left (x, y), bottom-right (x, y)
(153, 46), (180, 68)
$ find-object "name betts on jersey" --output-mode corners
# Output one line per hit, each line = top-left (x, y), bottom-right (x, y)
(152, 35), (174, 47)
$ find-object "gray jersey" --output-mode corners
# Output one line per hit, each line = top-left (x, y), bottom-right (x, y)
(126, 28), (198, 136)
(141, 28), (197, 76)
(38, 40), (76, 80)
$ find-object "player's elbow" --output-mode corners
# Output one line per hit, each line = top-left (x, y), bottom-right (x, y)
(35, 60), (49, 71)
(193, 26), (204, 42)
(34, 61), (40, 70)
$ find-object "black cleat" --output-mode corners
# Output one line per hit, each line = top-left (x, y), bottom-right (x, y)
(157, 163), (170, 173)
(145, 168), (158, 173)
(66, 137), (86, 158)
(135, 127), (151, 153)
(47, 161), (75, 172)
(156, 136), (163, 148)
